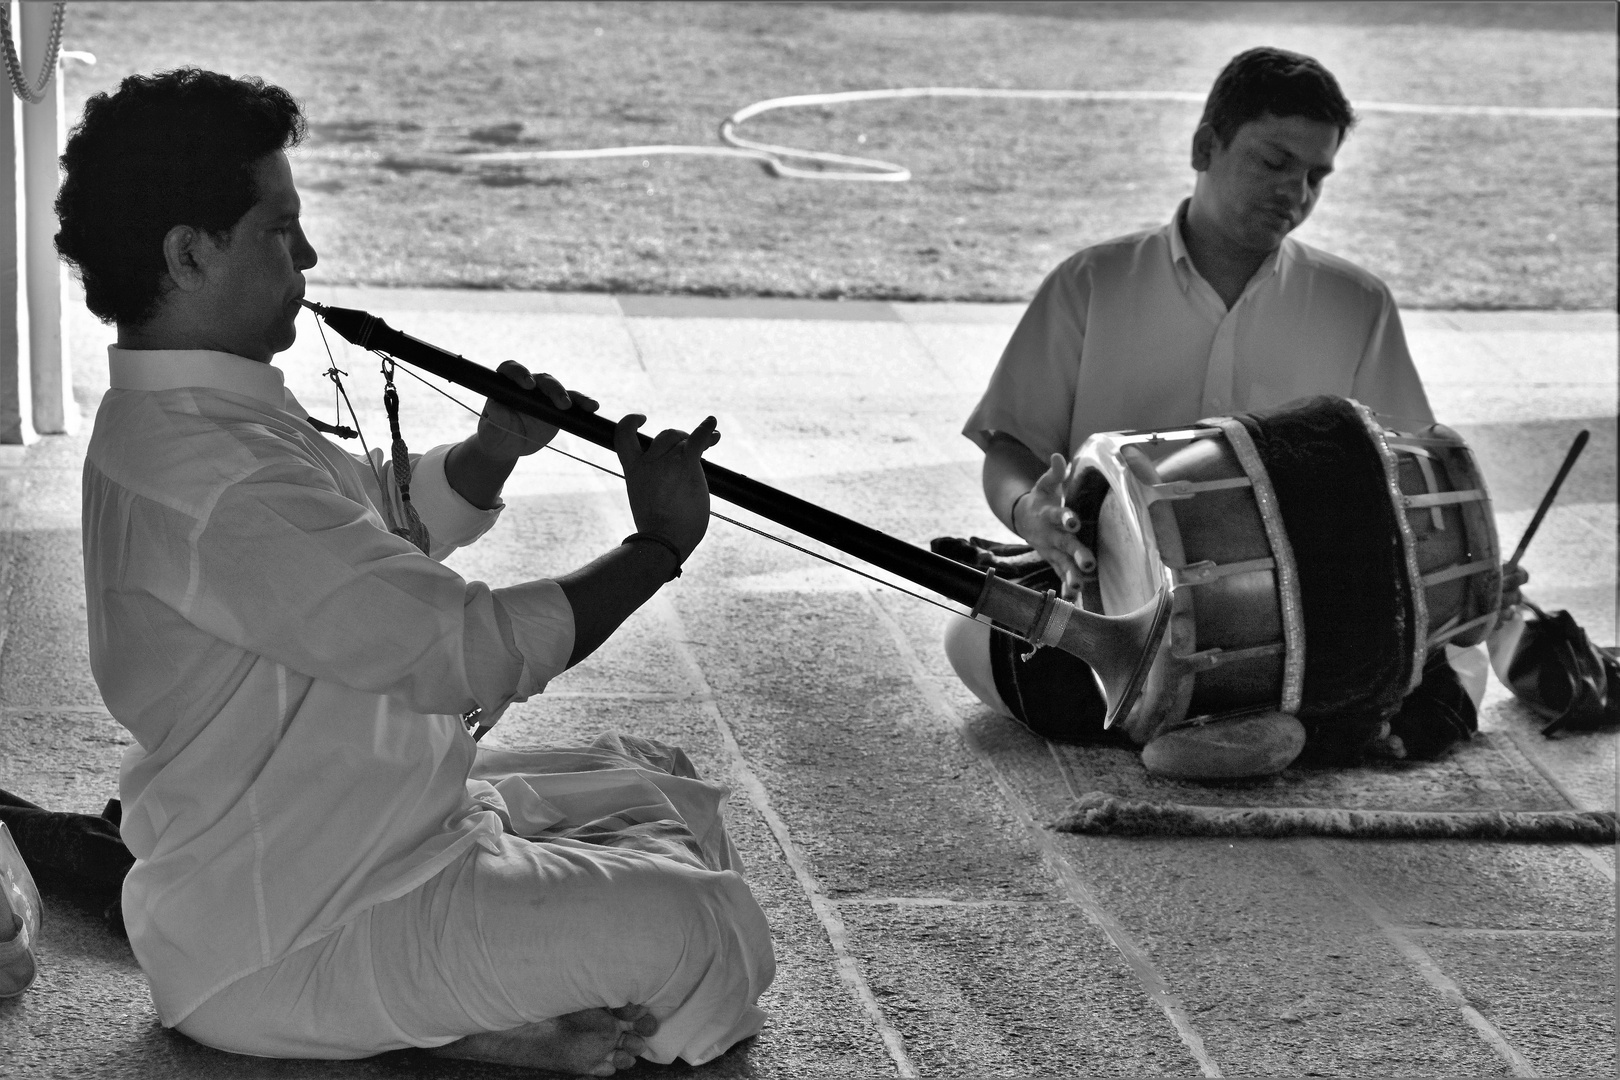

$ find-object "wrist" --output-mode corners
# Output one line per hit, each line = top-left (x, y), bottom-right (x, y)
(445, 437), (518, 511)
(1009, 488), (1035, 532)
(622, 532), (685, 580)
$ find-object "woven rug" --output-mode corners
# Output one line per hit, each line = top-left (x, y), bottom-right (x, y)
(966, 692), (1615, 841)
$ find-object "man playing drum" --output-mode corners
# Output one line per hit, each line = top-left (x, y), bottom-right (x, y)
(946, 46), (1506, 763)
(59, 68), (773, 1074)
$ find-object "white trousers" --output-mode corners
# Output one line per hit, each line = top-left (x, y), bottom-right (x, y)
(178, 738), (775, 1067)
(179, 831), (773, 1065)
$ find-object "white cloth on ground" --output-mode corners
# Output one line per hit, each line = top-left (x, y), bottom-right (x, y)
(83, 348), (773, 1061)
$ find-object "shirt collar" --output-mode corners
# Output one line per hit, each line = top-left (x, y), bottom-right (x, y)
(1166, 198), (1293, 296)
(107, 347), (304, 415)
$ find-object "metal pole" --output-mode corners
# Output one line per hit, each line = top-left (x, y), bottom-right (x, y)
(0, 2), (29, 446)
(19, 1), (68, 434)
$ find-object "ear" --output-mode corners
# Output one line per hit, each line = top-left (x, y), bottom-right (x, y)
(1190, 124), (1216, 173)
(160, 224), (215, 293)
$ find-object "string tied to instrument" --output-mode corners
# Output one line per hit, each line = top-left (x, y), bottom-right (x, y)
(311, 307), (429, 554)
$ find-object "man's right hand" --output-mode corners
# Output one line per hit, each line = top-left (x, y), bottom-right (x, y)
(1013, 452), (1096, 598)
(613, 413), (722, 559)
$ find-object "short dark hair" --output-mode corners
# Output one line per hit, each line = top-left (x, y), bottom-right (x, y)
(55, 68), (306, 325)
(1198, 47), (1356, 148)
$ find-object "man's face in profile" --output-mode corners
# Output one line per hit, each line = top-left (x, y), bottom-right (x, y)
(199, 151), (318, 362)
(1193, 113), (1341, 257)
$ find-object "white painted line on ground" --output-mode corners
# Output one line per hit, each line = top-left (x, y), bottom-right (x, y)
(649, 591), (920, 1080)
(1358, 99), (1618, 119)
(1407, 927), (1613, 939)
(1305, 841), (1540, 1077)
(859, 588), (1224, 1079)
(530, 690), (714, 701)
(836, 896), (1064, 907)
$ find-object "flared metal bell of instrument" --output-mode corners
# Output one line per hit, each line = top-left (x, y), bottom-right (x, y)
(1082, 588), (1176, 730)
(970, 574), (1174, 730)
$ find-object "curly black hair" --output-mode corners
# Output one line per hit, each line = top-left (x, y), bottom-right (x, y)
(54, 68), (306, 325)
(1199, 47), (1357, 148)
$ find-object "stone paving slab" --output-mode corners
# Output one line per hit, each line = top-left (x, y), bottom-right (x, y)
(3, 288), (1615, 1079)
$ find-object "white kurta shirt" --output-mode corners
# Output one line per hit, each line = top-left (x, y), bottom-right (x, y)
(964, 200), (1435, 458)
(84, 348), (576, 1025)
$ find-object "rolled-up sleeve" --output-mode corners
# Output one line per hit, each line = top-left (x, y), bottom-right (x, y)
(1352, 293), (1434, 428)
(408, 444), (503, 555)
(963, 262), (1088, 462)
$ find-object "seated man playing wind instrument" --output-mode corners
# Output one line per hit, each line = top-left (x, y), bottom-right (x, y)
(57, 67), (773, 1075)
(945, 47), (1521, 764)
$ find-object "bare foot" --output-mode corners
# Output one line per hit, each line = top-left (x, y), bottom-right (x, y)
(431, 1005), (659, 1076)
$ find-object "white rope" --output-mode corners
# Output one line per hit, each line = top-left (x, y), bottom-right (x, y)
(456, 85), (1620, 183)
(0, 1), (64, 105)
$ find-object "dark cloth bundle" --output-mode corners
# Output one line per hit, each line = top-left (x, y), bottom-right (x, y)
(0, 789), (131, 935)
(1502, 601), (1620, 736)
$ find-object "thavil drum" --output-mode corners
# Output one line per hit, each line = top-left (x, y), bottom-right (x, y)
(1064, 395), (1501, 756)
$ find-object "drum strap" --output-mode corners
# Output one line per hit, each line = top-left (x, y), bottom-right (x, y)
(1172, 556), (1278, 587)
(1403, 489), (1488, 510)
(1422, 558), (1496, 588)
(1429, 611), (1498, 650)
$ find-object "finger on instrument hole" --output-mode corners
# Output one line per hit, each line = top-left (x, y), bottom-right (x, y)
(568, 390), (600, 414)
(496, 360), (537, 390)
(613, 414), (648, 467)
(532, 372), (573, 409)
(646, 427), (687, 459)
(685, 415), (720, 455)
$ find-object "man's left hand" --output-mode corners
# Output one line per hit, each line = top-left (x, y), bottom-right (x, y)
(474, 361), (600, 460)
(1501, 562), (1530, 612)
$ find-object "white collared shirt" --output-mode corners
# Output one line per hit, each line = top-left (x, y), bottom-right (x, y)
(84, 348), (575, 1024)
(964, 201), (1434, 459)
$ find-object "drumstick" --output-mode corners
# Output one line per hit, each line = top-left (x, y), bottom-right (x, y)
(1506, 429), (1589, 569)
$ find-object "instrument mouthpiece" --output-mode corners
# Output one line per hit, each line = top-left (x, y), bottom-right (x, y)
(299, 298), (326, 315)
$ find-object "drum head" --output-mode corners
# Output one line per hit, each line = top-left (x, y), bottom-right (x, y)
(1096, 490), (1157, 617)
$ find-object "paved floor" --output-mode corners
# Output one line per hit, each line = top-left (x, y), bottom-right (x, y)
(1, 289), (1614, 1078)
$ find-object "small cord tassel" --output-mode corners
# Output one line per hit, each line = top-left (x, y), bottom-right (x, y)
(382, 365), (431, 555)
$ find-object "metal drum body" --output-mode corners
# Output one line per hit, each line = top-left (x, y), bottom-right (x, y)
(1066, 401), (1500, 750)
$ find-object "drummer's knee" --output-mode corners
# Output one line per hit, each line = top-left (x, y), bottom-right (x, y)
(943, 617), (1013, 717)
